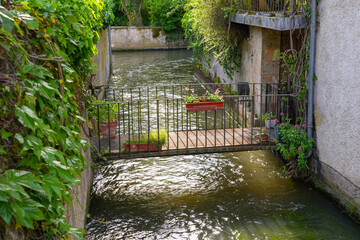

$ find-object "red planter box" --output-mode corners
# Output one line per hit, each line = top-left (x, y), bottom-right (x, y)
(124, 142), (162, 152)
(185, 100), (224, 112)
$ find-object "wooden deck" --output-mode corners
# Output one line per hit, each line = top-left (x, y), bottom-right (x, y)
(91, 127), (276, 158)
(166, 128), (258, 149)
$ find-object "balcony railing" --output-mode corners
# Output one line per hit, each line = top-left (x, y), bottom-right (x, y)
(238, 0), (309, 15)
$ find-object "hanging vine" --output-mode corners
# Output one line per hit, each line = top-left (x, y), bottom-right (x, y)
(0, 0), (103, 238)
(182, 0), (248, 79)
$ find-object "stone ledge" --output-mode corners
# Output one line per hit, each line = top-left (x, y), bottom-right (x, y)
(231, 13), (307, 31)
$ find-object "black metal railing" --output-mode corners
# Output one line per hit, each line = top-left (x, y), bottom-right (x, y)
(89, 83), (299, 159)
(238, 0), (309, 15)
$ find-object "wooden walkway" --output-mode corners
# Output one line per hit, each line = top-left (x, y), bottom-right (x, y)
(166, 128), (259, 149)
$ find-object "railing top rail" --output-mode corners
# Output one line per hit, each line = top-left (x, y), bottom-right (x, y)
(236, 0), (309, 15)
(110, 82), (280, 91)
(94, 93), (298, 105)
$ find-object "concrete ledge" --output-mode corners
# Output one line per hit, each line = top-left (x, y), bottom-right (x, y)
(231, 13), (307, 31)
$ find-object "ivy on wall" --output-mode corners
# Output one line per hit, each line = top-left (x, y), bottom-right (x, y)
(0, 0), (103, 238)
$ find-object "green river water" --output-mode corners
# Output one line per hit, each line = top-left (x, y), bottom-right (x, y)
(86, 50), (360, 240)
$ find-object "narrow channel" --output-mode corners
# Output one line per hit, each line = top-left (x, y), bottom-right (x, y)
(86, 50), (360, 239)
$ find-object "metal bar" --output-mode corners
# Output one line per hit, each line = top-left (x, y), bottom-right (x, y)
(113, 89), (115, 101)
(128, 103), (131, 154)
(205, 110), (208, 149)
(108, 103), (111, 153)
(138, 100), (141, 154)
(157, 99), (160, 152)
(167, 99), (170, 151)
(118, 103), (121, 156)
(233, 97), (236, 150)
(251, 86), (255, 146)
(196, 111), (198, 150)
(186, 109), (189, 149)
(223, 100), (226, 148)
(177, 99), (179, 153)
(260, 84), (263, 147)
(242, 96), (245, 145)
(148, 96), (150, 153)
(214, 110), (217, 147)
(97, 104), (100, 152)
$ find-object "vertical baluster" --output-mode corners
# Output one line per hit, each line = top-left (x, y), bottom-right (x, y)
(223, 98), (226, 148)
(118, 103), (121, 157)
(242, 96), (245, 145)
(108, 103), (111, 154)
(214, 110), (217, 147)
(167, 99), (170, 152)
(128, 103), (131, 154)
(148, 96), (150, 153)
(157, 99), (160, 153)
(251, 86), (255, 146)
(97, 104), (100, 152)
(205, 111), (208, 149)
(260, 84), (263, 147)
(196, 111), (198, 151)
(177, 99), (179, 153)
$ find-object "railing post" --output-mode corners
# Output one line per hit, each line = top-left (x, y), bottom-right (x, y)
(290, 0), (294, 13)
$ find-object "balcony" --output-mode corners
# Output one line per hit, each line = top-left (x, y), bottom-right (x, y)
(231, 0), (309, 31)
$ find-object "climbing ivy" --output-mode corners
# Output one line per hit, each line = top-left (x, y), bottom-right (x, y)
(182, 0), (247, 79)
(0, 0), (103, 238)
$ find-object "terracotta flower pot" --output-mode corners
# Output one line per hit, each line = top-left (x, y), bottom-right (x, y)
(100, 121), (118, 139)
(124, 142), (162, 152)
(186, 100), (224, 112)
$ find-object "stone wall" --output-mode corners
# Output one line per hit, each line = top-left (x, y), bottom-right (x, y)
(312, 0), (360, 210)
(201, 26), (280, 115)
(93, 28), (111, 99)
(111, 26), (166, 50)
(111, 26), (188, 51)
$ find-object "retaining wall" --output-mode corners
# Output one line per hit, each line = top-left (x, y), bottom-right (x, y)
(312, 0), (360, 212)
(111, 26), (188, 51)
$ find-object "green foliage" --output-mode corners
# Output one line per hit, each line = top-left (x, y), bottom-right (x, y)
(276, 120), (313, 176)
(101, 0), (115, 28)
(182, 0), (246, 79)
(88, 100), (121, 122)
(260, 112), (276, 121)
(148, 0), (185, 32)
(126, 129), (168, 145)
(184, 87), (223, 103)
(0, 0), (103, 238)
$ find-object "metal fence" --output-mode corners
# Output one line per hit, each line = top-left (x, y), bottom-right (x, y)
(90, 83), (298, 159)
(238, 0), (309, 15)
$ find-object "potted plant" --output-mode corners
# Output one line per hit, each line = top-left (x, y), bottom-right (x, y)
(88, 99), (120, 139)
(124, 129), (167, 152)
(185, 88), (224, 112)
(254, 129), (269, 142)
(261, 112), (276, 129)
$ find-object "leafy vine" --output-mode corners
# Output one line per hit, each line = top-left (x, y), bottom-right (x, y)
(0, 0), (103, 238)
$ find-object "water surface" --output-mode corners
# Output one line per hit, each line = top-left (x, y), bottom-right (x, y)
(87, 50), (360, 239)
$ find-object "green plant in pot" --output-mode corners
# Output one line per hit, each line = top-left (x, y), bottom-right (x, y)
(261, 112), (276, 129)
(254, 129), (269, 142)
(88, 99), (120, 139)
(124, 129), (168, 152)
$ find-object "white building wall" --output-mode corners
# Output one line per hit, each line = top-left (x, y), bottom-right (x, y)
(314, 0), (360, 207)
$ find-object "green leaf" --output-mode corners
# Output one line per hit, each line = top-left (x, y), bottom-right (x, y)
(24, 135), (43, 159)
(0, 6), (14, 33)
(0, 202), (12, 224)
(0, 128), (13, 140)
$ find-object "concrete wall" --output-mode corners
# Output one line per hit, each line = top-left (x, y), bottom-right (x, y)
(93, 28), (111, 99)
(111, 26), (188, 51)
(111, 26), (166, 50)
(312, 0), (360, 209)
(201, 26), (280, 115)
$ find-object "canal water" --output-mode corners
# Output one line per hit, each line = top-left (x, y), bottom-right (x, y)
(86, 50), (360, 239)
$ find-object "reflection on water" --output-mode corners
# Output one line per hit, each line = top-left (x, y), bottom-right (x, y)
(87, 151), (360, 239)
